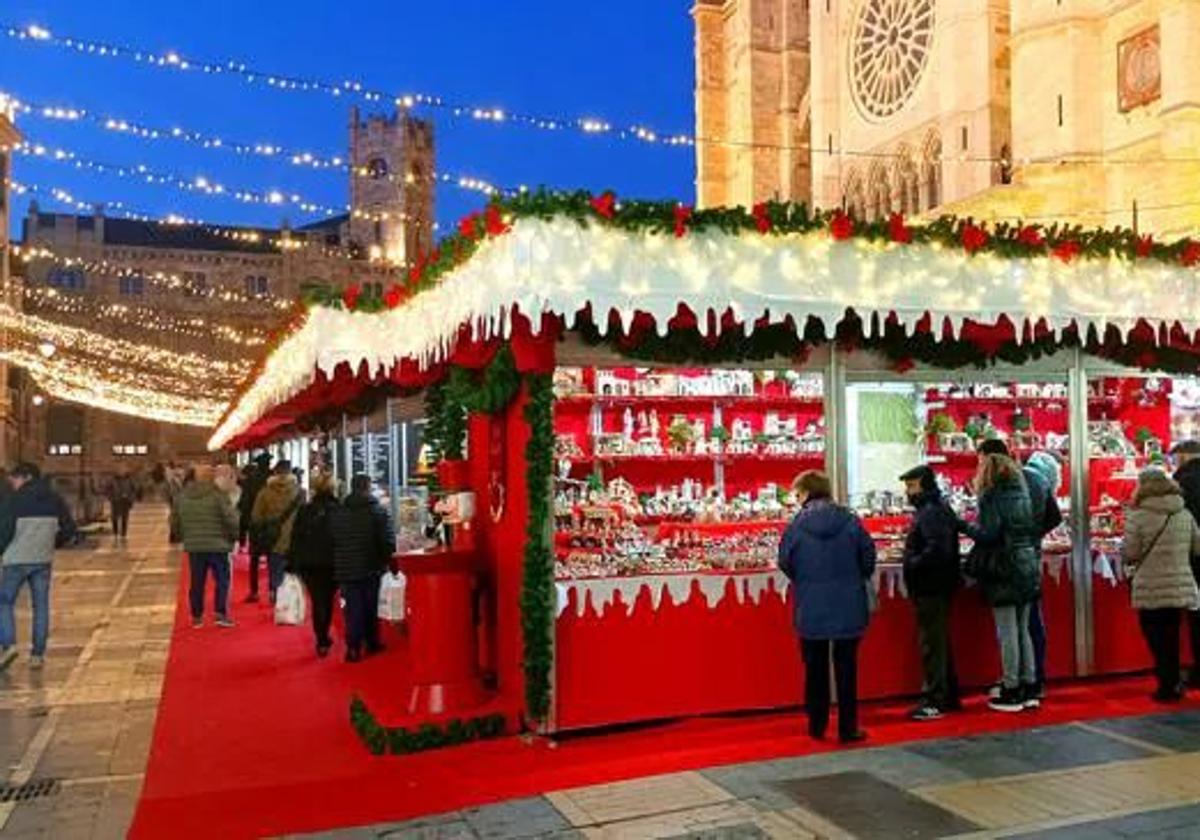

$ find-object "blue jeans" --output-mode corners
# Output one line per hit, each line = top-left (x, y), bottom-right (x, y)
(341, 576), (381, 655)
(1029, 599), (1047, 685)
(268, 553), (288, 599)
(0, 564), (52, 656)
(188, 552), (231, 620)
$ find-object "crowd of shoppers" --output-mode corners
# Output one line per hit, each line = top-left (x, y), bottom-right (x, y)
(777, 434), (1200, 742)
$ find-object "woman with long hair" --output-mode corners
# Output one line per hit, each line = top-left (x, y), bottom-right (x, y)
(1124, 468), (1200, 702)
(962, 454), (1041, 713)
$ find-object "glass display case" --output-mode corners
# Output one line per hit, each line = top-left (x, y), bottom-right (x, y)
(551, 366), (825, 580)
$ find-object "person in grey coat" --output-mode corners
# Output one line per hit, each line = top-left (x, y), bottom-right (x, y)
(1123, 468), (1200, 702)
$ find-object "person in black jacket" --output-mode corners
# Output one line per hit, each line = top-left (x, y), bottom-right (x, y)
(238, 454), (271, 602)
(287, 472), (340, 658)
(899, 465), (962, 721)
(1171, 440), (1200, 686)
(330, 474), (395, 663)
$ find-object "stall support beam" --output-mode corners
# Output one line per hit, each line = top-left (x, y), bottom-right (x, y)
(826, 348), (849, 503)
(1068, 351), (1095, 677)
(386, 399), (400, 509)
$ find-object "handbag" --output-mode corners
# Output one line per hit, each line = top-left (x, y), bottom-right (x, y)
(273, 573), (306, 626)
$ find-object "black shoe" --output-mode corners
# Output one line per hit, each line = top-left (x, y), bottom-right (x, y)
(245, 594), (259, 604)
(1022, 683), (1043, 710)
(989, 686), (1026, 713)
(365, 643), (386, 657)
(910, 705), (944, 722)
(316, 644), (331, 659)
(1152, 688), (1184, 704)
(839, 730), (868, 745)
(345, 649), (362, 664)
(943, 699), (964, 713)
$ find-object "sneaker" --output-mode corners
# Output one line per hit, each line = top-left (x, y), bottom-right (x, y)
(345, 649), (362, 664)
(215, 616), (235, 628)
(986, 683), (1002, 700)
(191, 617), (203, 629)
(365, 643), (387, 657)
(316, 644), (331, 659)
(0, 647), (16, 672)
(989, 687), (1026, 713)
(910, 705), (945, 722)
(839, 730), (868, 745)
(28, 655), (44, 670)
(1023, 683), (1043, 709)
(1152, 688), (1184, 704)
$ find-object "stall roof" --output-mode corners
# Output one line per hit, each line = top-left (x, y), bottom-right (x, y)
(209, 197), (1200, 450)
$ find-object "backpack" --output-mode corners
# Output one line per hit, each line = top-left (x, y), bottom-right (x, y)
(251, 495), (300, 551)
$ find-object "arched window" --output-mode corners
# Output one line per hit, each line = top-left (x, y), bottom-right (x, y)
(923, 133), (943, 211)
(868, 165), (891, 221)
(843, 170), (866, 220)
(893, 148), (920, 215)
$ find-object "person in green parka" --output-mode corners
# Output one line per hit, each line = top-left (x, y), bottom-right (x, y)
(961, 453), (1042, 713)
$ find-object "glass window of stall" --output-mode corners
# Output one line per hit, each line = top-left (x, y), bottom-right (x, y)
(551, 364), (826, 581)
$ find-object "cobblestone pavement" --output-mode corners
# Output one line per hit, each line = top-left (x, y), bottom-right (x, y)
(0, 505), (176, 840)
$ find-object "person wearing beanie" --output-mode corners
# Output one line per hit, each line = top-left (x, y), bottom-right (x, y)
(899, 465), (962, 721)
(1171, 440), (1200, 687)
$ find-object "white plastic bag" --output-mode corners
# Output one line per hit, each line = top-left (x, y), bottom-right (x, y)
(274, 573), (306, 625)
(378, 572), (406, 622)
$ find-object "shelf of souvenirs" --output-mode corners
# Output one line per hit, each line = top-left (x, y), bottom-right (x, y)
(556, 393), (825, 411)
(554, 367), (824, 404)
(561, 451), (827, 466)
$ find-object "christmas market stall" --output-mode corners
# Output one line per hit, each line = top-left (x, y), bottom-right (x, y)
(211, 191), (1200, 735)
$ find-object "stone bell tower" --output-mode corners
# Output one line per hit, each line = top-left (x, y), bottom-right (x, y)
(348, 107), (435, 266)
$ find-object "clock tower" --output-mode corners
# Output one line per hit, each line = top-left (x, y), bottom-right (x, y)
(348, 107), (435, 266)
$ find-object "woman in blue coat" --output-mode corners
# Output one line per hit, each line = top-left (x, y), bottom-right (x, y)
(778, 470), (877, 743)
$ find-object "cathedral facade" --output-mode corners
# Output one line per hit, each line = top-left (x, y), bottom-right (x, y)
(695, 0), (1200, 239)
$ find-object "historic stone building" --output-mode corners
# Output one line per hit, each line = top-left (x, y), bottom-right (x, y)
(11, 108), (435, 479)
(0, 105), (21, 467)
(695, 0), (1200, 238)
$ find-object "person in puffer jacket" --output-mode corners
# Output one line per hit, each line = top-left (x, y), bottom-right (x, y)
(0, 463), (75, 671)
(330, 475), (395, 663)
(778, 470), (876, 745)
(1123, 468), (1200, 703)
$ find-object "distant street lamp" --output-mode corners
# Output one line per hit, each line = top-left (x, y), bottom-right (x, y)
(31, 394), (44, 406)
(37, 340), (56, 359)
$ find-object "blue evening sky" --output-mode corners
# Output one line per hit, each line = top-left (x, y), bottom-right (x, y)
(0, 1), (696, 237)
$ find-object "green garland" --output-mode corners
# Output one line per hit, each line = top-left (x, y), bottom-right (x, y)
(300, 189), (1200, 314)
(349, 697), (506, 755)
(520, 374), (555, 725)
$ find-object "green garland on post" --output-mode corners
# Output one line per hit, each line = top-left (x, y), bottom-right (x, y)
(349, 697), (506, 755)
(520, 374), (555, 725)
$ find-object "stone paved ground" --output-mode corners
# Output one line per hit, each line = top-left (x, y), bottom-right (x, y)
(0, 505), (175, 840)
(8, 509), (1200, 839)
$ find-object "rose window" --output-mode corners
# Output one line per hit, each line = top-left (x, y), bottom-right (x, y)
(849, 0), (935, 121)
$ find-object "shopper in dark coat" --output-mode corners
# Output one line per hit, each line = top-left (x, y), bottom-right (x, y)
(105, 467), (138, 543)
(962, 454), (1041, 712)
(899, 465), (961, 720)
(1171, 440), (1200, 687)
(287, 472), (340, 658)
(239, 453), (271, 601)
(778, 470), (876, 744)
(330, 474), (395, 663)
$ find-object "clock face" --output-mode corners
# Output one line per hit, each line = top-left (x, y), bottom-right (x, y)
(849, 0), (935, 122)
(366, 157), (389, 179)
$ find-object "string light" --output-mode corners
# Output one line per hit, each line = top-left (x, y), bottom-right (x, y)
(20, 285), (269, 347)
(5, 93), (509, 197)
(1, 20), (698, 150)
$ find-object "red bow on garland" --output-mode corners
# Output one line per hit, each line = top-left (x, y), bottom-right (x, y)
(888, 213), (912, 244)
(752, 202), (772, 234)
(674, 204), (693, 238)
(829, 210), (855, 241)
(342, 283), (362, 310)
(1052, 240), (1081, 263)
(960, 223), (989, 254)
(590, 191), (616, 219)
(1017, 226), (1045, 248)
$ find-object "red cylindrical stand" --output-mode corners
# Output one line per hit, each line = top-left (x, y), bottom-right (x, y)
(397, 548), (490, 716)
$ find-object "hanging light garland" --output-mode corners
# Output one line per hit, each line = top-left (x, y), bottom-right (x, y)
(19, 285), (269, 347)
(2, 21), (695, 150)
(5, 93), (510, 198)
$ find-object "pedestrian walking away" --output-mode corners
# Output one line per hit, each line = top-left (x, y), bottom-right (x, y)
(0, 462), (76, 671)
(330, 474), (395, 663)
(239, 453), (272, 601)
(778, 470), (877, 744)
(1123, 467), (1200, 703)
(288, 471), (340, 657)
(898, 465), (961, 721)
(172, 464), (239, 628)
(250, 460), (302, 605)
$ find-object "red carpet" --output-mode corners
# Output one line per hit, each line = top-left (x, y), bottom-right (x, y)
(131, 552), (1195, 839)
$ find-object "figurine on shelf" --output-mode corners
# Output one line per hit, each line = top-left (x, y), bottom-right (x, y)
(622, 407), (634, 442)
(649, 410), (661, 441)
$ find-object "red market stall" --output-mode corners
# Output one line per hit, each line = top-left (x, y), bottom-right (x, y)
(212, 193), (1200, 736)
